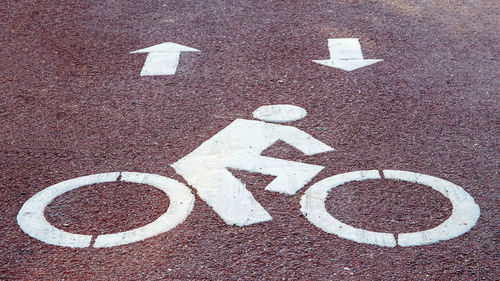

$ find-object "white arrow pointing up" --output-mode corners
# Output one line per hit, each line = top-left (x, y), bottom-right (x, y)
(130, 42), (200, 76)
(313, 38), (383, 71)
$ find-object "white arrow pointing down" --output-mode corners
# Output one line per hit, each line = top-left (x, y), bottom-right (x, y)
(313, 38), (383, 71)
(131, 42), (200, 76)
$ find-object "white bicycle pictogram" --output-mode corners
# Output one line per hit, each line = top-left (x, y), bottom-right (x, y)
(17, 104), (480, 248)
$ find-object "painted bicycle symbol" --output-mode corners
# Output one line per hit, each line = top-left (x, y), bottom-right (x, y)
(17, 105), (480, 248)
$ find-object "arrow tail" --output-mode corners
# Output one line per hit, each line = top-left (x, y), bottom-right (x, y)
(328, 38), (364, 60)
(140, 52), (181, 76)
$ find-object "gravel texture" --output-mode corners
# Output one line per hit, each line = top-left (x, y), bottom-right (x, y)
(1, 0), (498, 279)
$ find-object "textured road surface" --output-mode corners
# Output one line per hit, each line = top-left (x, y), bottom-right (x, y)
(1, 0), (499, 280)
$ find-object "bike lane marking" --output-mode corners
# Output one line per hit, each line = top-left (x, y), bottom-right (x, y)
(300, 170), (480, 247)
(384, 170), (481, 247)
(171, 107), (334, 227)
(16, 105), (481, 248)
(252, 104), (307, 123)
(17, 172), (194, 248)
(130, 42), (200, 76)
(312, 38), (383, 71)
(3, 0), (496, 278)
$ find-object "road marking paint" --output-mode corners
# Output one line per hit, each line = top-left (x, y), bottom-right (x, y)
(252, 104), (307, 123)
(383, 170), (481, 247)
(17, 173), (119, 248)
(16, 104), (481, 248)
(93, 172), (194, 248)
(313, 38), (383, 71)
(172, 118), (333, 226)
(300, 170), (397, 247)
(130, 42), (200, 76)
(301, 170), (480, 247)
(17, 172), (194, 248)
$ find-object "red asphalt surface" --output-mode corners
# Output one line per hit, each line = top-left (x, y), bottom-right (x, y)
(1, 0), (499, 280)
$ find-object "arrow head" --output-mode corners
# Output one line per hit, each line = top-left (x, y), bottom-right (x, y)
(130, 42), (200, 54)
(313, 59), (383, 71)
